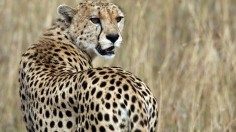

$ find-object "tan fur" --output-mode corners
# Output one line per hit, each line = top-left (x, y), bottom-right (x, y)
(19, 1), (158, 132)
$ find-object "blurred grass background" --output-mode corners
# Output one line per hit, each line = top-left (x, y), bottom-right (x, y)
(0, 0), (236, 131)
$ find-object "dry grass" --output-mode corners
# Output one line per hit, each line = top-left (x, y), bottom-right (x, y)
(0, 0), (236, 131)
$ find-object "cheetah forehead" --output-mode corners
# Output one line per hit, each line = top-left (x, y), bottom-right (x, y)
(78, 1), (116, 8)
(76, 1), (124, 16)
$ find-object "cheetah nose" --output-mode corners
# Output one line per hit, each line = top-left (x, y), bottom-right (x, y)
(106, 34), (119, 43)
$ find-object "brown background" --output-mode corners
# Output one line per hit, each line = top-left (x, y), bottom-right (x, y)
(0, 0), (236, 131)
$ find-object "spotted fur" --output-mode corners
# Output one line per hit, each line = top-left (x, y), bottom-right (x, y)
(19, 1), (158, 132)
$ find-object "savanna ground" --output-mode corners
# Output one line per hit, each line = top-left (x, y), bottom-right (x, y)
(0, 0), (236, 131)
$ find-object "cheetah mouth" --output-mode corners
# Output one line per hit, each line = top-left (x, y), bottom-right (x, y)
(96, 45), (115, 56)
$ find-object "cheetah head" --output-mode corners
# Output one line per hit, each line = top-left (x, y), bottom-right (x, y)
(57, 1), (124, 59)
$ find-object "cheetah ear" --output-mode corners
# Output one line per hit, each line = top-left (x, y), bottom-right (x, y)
(57, 4), (76, 23)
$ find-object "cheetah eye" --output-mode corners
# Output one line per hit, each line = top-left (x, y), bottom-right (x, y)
(90, 18), (101, 24)
(116, 16), (123, 23)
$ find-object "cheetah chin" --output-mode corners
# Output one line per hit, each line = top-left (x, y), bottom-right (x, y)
(95, 44), (116, 57)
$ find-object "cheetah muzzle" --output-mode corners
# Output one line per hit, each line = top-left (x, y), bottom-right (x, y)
(96, 44), (115, 56)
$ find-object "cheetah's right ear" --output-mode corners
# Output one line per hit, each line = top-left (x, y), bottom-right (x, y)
(57, 4), (77, 23)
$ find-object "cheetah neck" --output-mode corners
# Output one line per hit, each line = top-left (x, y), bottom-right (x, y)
(41, 18), (74, 45)
(40, 18), (96, 60)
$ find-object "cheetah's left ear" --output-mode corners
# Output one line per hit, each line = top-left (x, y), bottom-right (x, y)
(57, 4), (77, 23)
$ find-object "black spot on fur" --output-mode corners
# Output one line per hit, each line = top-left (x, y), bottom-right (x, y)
(109, 86), (115, 91)
(113, 115), (118, 123)
(116, 81), (121, 86)
(109, 125), (114, 130)
(96, 91), (102, 98)
(123, 84), (129, 91)
(92, 125), (96, 131)
(100, 81), (106, 87)
(50, 121), (55, 128)
(64, 51), (71, 56)
(45, 110), (50, 118)
(58, 121), (63, 128)
(131, 104), (135, 112)
(66, 110), (72, 117)
(105, 93), (111, 100)
(91, 88), (96, 95)
(97, 112), (103, 121)
(82, 81), (88, 90)
(66, 121), (73, 129)
(133, 115), (139, 122)
(105, 103), (110, 109)
(132, 96), (137, 103)
(92, 78), (99, 84)
(99, 126), (105, 132)
(104, 113), (109, 121)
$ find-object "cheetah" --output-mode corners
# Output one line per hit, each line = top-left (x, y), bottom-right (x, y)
(19, 1), (158, 132)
